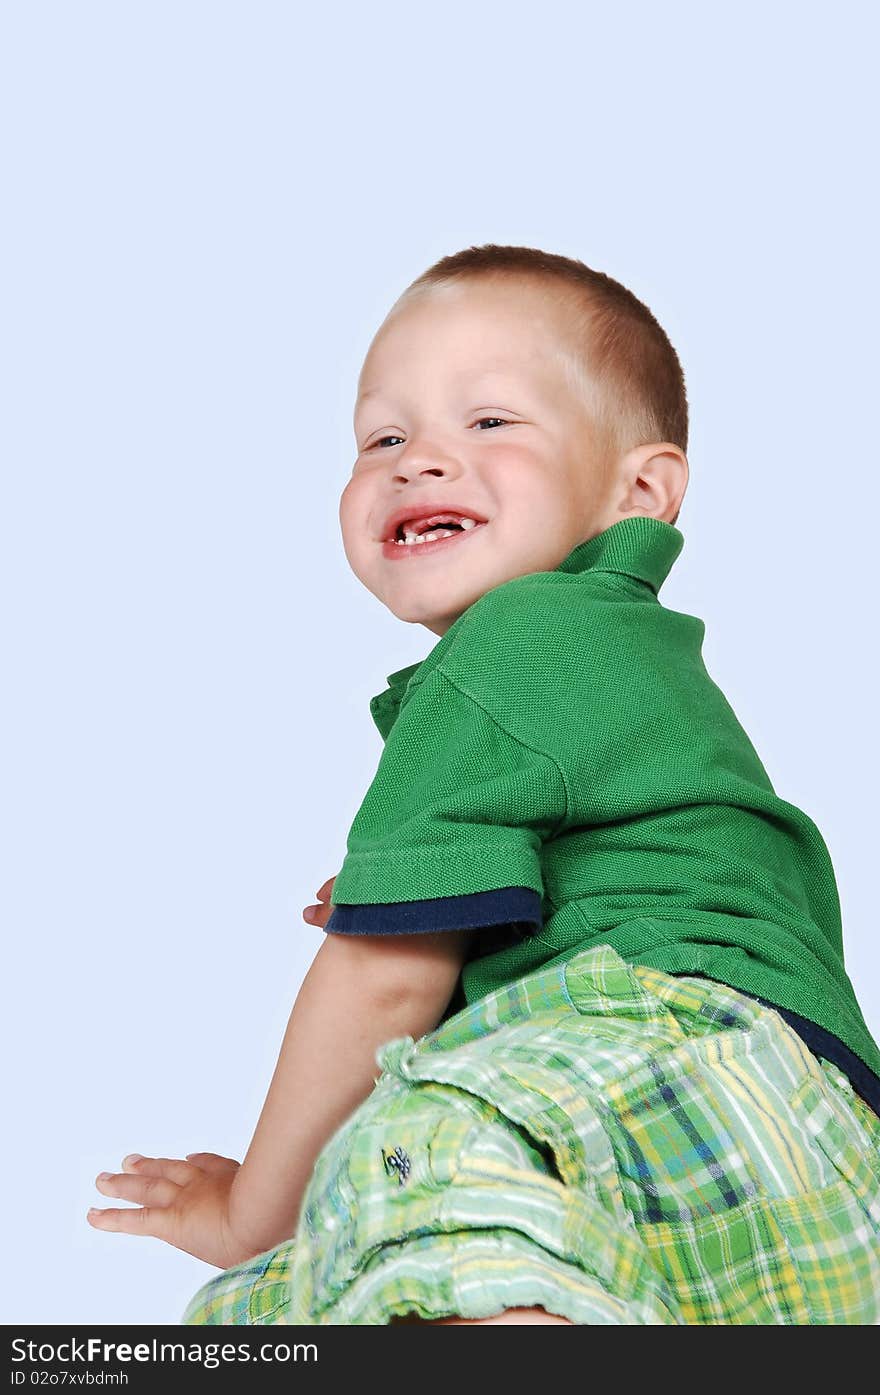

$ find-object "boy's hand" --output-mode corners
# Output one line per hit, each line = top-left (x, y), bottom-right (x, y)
(88, 1151), (261, 1270)
(302, 875), (336, 928)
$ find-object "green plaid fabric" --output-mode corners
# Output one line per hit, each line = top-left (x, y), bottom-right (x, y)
(182, 945), (880, 1325)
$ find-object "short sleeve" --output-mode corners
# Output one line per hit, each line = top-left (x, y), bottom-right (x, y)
(324, 664), (567, 939)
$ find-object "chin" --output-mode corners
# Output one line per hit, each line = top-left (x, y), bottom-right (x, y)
(387, 597), (448, 627)
(384, 590), (468, 632)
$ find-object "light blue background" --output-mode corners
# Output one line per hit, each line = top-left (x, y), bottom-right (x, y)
(3, 1), (878, 1325)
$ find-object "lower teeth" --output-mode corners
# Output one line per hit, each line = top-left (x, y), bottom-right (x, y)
(395, 528), (459, 546)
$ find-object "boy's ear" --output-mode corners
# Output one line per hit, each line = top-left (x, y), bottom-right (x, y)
(614, 443), (688, 524)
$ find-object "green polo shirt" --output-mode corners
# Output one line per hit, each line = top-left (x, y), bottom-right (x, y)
(326, 515), (880, 1084)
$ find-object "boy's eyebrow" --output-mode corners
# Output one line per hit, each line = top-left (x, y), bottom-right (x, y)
(355, 386), (383, 406)
(355, 366), (524, 413)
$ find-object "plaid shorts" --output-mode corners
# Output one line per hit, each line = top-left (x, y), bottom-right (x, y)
(182, 944), (880, 1325)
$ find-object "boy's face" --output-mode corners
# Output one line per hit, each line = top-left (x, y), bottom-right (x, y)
(340, 278), (622, 636)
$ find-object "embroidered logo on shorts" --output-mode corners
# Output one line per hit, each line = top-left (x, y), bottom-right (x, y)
(381, 1145), (412, 1185)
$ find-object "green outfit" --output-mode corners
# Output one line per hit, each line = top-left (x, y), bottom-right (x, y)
(329, 515), (880, 1082)
(181, 515), (880, 1326)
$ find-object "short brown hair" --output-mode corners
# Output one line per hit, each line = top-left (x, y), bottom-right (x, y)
(390, 244), (689, 524)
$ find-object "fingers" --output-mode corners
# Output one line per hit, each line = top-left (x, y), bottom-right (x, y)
(184, 1152), (239, 1176)
(304, 876), (336, 917)
(90, 1154), (216, 1222)
(87, 1204), (158, 1236)
(122, 1155), (194, 1185)
(94, 1169), (179, 1209)
(304, 876), (338, 926)
(88, 1156), (181, 1238)
(303, 903), (333, 927)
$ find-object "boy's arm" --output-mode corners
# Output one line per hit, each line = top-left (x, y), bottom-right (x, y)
(229, 926), (473, 1255)
(89, 926), (473, 1268)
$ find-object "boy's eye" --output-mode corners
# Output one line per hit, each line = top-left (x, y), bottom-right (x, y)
(368, 418), (510, 449)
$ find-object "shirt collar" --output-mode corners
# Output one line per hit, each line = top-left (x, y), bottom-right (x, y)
(552, 513), (683, 590)
(368, 515), (684, 739)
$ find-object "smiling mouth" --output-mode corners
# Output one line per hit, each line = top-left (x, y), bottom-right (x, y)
(390, 520), (482, 545)
(381, 521), (489, 559)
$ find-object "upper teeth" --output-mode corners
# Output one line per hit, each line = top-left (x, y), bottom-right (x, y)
(393, 516), (480, 545)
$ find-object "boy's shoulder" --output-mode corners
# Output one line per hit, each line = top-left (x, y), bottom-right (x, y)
(396, 565), (680, 752)
(434, 564), (657, 691)
(379, 559), (709, 763)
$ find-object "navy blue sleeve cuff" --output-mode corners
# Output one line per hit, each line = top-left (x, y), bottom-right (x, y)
(323, 886), (543, 937)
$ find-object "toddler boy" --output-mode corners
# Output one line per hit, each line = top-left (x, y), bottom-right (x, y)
(90, 246), (880, 1325)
